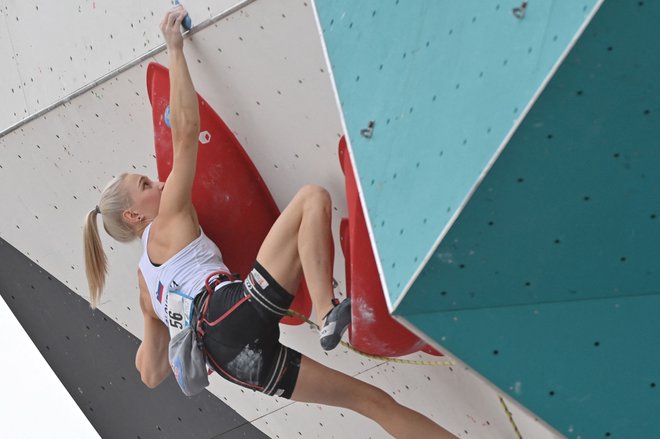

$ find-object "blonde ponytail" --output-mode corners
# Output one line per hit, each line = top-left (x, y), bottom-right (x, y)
(82, 173), (137, 308)
(83, 207), (107, 308)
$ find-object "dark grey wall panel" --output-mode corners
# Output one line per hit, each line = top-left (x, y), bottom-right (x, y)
(0, 238), (268, 439)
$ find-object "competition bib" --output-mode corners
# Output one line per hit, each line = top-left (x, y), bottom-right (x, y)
(166, 281), (196, 337)
(166, 281), (210, 396)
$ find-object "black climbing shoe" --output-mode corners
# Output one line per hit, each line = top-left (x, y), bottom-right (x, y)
(320, 298), (351, 351)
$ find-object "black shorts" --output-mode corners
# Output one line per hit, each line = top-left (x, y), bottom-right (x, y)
(198, 262), (302, 399)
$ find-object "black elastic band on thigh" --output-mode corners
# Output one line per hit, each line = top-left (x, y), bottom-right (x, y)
(265, 347), (301, 399)
(244, 262), (295, 317)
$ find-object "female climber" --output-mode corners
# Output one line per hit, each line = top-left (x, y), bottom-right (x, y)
(82, 6), (456, 439)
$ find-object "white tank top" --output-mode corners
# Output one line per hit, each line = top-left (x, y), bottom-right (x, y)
(138, 222), (231, 325)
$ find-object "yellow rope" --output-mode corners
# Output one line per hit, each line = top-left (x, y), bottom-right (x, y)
(286, 310), (455, 367)
(498, 395), (523, 439)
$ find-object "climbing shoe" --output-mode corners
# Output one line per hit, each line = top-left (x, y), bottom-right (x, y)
(320, 298), (351, 351)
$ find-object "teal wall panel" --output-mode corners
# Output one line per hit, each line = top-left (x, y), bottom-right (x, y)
(400, 0), (660, 314)
(398, 0), (660, 314)
(317, 0), (659, 435)
(392, 0), (660, 437)
(315, 0), (600, 305)
(406, 294), (660, 439)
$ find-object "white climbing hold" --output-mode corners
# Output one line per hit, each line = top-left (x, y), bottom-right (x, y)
(199, 131), (211, 144)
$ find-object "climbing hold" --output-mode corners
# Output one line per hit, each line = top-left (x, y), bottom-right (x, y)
(360, 120), (375, 138)
(513, 1), (528, 20)
(199, 131), (211, 144)
(147, 62), (312, 325)
(175, 0), (192, 30)
(164, 105), (171, 128)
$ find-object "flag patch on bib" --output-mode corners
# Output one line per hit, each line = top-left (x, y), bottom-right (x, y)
(156, 281), (165, 303)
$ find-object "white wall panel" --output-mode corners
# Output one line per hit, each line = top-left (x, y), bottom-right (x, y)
(0, 0), (242, 130)
(0, 64), (155, 333)
(0, 0), (562, 437)
(0, 3), (29, 124)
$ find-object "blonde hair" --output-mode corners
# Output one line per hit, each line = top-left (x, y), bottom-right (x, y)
(83, 173), (136, 308)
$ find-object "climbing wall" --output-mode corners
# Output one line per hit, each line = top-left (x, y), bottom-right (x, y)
(1, 0), (568, 438)
(314, 0), (602, 308)
(0, 0), (241, 129)
(398, 1), (660, 437)
(315, 0), (660, 438)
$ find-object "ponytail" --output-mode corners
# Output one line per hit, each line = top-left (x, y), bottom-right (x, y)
(82, 173), (136, 308)
(83, 207), (107, 309)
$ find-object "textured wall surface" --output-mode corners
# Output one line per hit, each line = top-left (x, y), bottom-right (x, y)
(0, 0), (566, 437)
(0, 0), (240, 128)
(314, 0), (600, 308)
(315, 0), (660, 437)
(398, 1), (660, 437)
